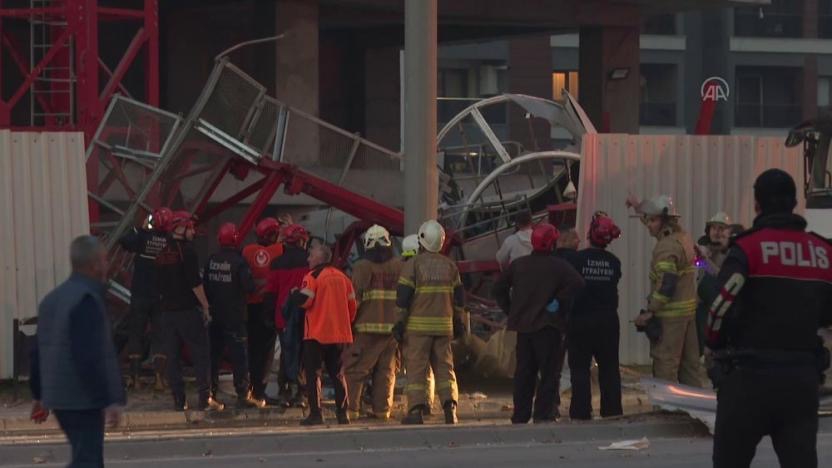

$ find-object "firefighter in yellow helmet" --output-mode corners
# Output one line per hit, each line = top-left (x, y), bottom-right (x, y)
(343, 225), (403, 420)
(400, 233), (435, 414)
(394, 220), (465, 424)
(627, 195), (702, 386)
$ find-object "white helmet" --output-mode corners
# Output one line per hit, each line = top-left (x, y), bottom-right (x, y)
(639, 195), (679, 218)
(418, 220), (446, 253)
(707, 211), (731, 226)
(401, 234), (419, 258)
(363, 224), (392, 250)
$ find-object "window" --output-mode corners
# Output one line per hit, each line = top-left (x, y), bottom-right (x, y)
(552, 71), (579, 101)
(639, 64), (678, 126)
(734, 0), (802, 38)
(437, 64), (507, 124)
(821, 1), (832, 38)
(818, 77), (831, 110)
(735, 66), (802, 128)
(642, 14), (677, 35)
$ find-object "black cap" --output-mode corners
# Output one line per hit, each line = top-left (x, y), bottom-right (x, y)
(754, 169), (797, 214)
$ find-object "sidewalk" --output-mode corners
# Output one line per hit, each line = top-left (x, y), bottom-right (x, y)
(0, 367), (655, 437)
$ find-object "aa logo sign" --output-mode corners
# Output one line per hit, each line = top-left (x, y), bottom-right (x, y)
(701, 77), (730, 102)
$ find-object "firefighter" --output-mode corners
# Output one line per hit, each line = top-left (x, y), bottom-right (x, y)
(697, 212), (731, 275)
(119, 207), (172, 390)
(493, 223), (584, 424)
(707, 169), (832, 468)
(401, 233), (435, 414)
(205, 223), (262, 409)
(263, 224), (311, 407)
(344, 225), (403, 421)
(242, 217), (284, 404)
(394, 220), (465, 425)
(292, 244), (357, 426)
(626, 194), (702, 386)
(154, 211), (217, 411)
(568, 212), (624, 420)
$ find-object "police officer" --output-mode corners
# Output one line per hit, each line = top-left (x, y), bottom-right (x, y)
(394, 220), (465, 425)
(155, 211), (216, 411)
(568, 212), (623, 420)
(706, 169), (832, 468)
(344, 225), (403, 421)
(119, 207), (172, 390)
(205, 223), (261, 409)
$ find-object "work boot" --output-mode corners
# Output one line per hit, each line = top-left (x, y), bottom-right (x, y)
(173, 395), (188, 412)
(201, 395), (225, 412)
(401, 405), (426, 425)
(443, 401), (458, 425)
(153, 356), (167, 391)
(128, 357), (142, 390)
(336, 410), (350, 425)
(300, 413), (325, 426)
(237, 391), (266, 409)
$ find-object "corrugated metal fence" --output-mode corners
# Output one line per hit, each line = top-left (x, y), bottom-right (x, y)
(0, 131), (89, 378)
(577, 133), (803, 365)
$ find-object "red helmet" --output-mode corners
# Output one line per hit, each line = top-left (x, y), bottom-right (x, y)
(168, 211), (194, 232)
(282, 224), (309, 244)
(531, 223), (559, 252)
(217, 222), (240, 248)
(151, 207), (173, 232)
(588, 211), (621, 247)
(255, 217), (281, 239)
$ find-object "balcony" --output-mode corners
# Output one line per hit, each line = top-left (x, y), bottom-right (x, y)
(734, 11), (802, 38)
(735, 103), (802, 128)
(640, 101), (677, 127)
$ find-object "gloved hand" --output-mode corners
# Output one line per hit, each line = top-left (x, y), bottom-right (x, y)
(392, 321), (406, 343)
(545, 298), (560, 315)
(453, 317), (465, 339)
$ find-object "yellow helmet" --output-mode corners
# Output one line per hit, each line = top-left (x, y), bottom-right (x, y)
(401, 234), (419, 258)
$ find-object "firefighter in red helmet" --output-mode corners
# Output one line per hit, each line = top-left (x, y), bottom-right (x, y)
(493, 222), (584, 424)
(204, 223), (261, 409)
(242, 217), (285, 404)
(568, 211), (624, 420)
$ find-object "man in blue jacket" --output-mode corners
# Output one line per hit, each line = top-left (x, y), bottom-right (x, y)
(30, 235), (126, 467)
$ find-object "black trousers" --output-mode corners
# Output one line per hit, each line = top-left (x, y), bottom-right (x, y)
(302, 340), (347, 415)
(210, 319), (250, 397)
(568, 318), (623, 420)
(54, 409), (104, 468)
(162, 308), (211, 402)
(126, 296), (163, 359)
(713, 365), (819, 468)
(512, 327), (562, 423)
(247, 302), (277, 398)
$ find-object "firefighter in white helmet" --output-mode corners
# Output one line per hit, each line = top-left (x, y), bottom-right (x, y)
(394, 220), (465, 424)
(401, 234), (420, 259)
(343, 225), (403, 420)
(698, 212), (732, 275)
(400, 232), (435, 414)
(626, 194), (702, 386)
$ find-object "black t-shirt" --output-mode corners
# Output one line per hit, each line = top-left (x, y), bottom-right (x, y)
(203, 248), (255, 325)
(571, 247), (622, 331)
(119, 228), (169, 298)
(155, 239), (202, 311)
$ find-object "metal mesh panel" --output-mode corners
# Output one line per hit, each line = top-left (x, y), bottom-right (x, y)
(246, 98), (279, 153)
(200, 65), (264, 139)
(97, 97), (180, 154)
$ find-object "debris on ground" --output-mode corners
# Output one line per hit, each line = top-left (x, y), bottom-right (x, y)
(469, 392), (488, 400)
(598, 437), (649, 451)
(640, 377), (716, 434)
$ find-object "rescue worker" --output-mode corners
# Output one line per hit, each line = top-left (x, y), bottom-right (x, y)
(568, 212), (624, 420)
(496, 211), (533, 269)
(205, 223), (262, 409)
(554, 227), (581, 268)
(493, 223), (584, 424)
(343, 225), (402, 420)
(242, 217), (284, 404)
(707, 169), (832, 468)
(155, 211), (217, 411)
(626, 194), (702, 386)
(698, 212), (731, 274)
(401, 233), (436, 414)
(263, 224), (311, 407)
(119, 207), (172, 390)
(394, 220), (465, 425)
(293, 244), (357, 426)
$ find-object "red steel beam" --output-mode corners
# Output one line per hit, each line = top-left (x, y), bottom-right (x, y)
(192, 160), (232, 218)
(98, 7), (145, 20)
(99, 27), (147, 105)
(98, 58), (133, 98)
(198, 176), (269, 225)
(237, 172), (285, 240)
(6, 28), (71, 110)
(144, 0), (160, 107)
(0, 32), (54, 116)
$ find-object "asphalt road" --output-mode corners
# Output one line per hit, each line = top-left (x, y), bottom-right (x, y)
(4, 417), (831, 468)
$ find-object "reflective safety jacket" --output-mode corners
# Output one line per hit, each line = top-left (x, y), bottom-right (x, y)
(351, 256), (403, 334)
(647, 228), (698, 318)
(300, 265), (357, 344)
(396, 252), (465, 336)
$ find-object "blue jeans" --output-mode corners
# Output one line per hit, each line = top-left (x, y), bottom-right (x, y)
(54, 409), (104, 468)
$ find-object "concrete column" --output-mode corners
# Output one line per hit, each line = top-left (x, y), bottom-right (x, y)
(578, 26), (640, 133)
(508, 35), (552, 150)
(403, 0), (438, 234)
(276, 0), (319, 166)
(365, 47), (401, 151)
